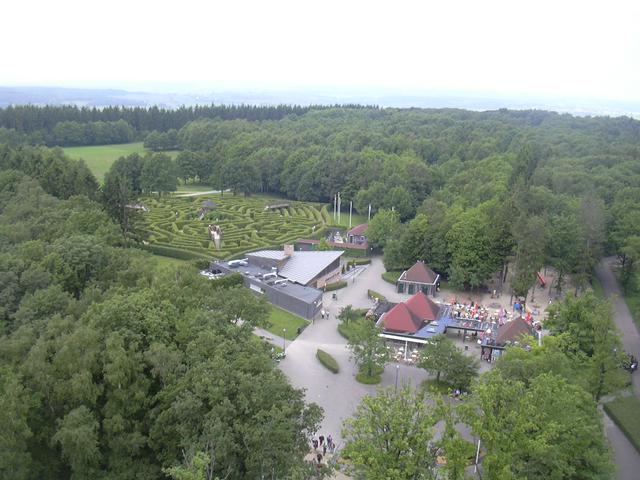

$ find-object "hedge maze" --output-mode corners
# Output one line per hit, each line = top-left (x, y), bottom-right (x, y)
(141, 194), (330, 260)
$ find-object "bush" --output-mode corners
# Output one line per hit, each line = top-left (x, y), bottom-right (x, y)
(316, 349), (340, 373)
(356, 367), (383, 384)
(347, 258), (371, 268)
(604, 396), (640, 452)
(141, 244), (208, 260)
(325, 280), (347, 291)
(210, 273), (244, 289)
(367, 289), (387, 302)
(382, 270), (402, 284)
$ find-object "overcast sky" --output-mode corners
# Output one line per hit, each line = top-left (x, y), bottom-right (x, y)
(2, 0), (639, 102)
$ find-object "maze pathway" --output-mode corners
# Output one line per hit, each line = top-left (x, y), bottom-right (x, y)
(142, 194), (330, 259)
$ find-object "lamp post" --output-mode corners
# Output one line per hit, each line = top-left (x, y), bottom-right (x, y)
(395, 364), (400, 393)
(283, 328), (286, 352)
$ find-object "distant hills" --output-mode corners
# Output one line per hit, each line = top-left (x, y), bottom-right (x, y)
(1, 85), (638, 118)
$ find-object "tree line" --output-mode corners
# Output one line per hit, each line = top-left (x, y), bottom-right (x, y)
(0, 104), (362, 145)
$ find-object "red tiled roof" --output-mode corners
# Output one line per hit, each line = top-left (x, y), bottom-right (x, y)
(496, 318), (534, 345)
(401, 261), (438, 284)
(383, 302), (423, 334)
(347, 224), (368, 236)
(405, 291), (440, 322)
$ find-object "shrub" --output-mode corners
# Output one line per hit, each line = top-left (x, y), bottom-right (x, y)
(382, 271), (402, 284)
(367, 289), (387, 302)
(355, 366), (384, 384)
(325, 280), (347, 291)
(141, 244), (208, 260)
(316, 349), (339, 373)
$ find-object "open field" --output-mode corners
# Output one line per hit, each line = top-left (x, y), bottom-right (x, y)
(140, 194), (331, 260)
(63, 142), (179, 182)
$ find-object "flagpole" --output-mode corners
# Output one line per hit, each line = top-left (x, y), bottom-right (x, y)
(349, 201), (352, 229)
(368, 204), (371, 222)
(333, 194), (336, 221)
(337, 193), (341, 225)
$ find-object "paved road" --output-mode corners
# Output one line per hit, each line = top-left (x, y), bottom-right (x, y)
(278, 257), (429, 446)
(595, 257), (640, 479)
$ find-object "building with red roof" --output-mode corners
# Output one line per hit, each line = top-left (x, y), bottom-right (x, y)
(397, 261), (440, 296)
(382, 291), (441, 334)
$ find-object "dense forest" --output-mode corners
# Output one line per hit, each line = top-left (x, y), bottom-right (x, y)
(0, 153), (322, 479)
(96, 107), (640, 298)
(1, 105), (639, 478)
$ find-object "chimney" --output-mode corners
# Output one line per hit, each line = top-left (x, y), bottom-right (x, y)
(283, 244), (294, 257)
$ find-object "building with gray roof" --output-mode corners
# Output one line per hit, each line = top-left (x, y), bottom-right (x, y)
(208, 245), (344, 320)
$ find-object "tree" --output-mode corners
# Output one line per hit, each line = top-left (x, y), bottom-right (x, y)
(446, 206), (497, 290)
(175, 151), (199, 183)
(619, 236), (640, 292)
(0, 370), (35, 480)
(342, 386), (439, 480)
(418, 334), (457, 383)
(367, 209), (401, 249)
(464, 371), (612, 479)
(338, 305), (357, 324)
(545, 293), (626, 400)
(347, 319), (389, 379)
(140, 153), (177, 195)
(52, 406), (101, 479)
(511, 215), (548, 300)
(418, 335), (478, 391)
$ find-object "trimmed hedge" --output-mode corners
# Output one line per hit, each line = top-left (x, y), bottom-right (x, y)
(142, 194), (328, 261)
(367, 289), (387, 302)
(355, 372), (382, 384)
(325, 280), (347, 291)
(604, 396), (640, 452)
(316, 349), (340, 373)
(382, 270), (402, 284)
(141, 244), (209, 260)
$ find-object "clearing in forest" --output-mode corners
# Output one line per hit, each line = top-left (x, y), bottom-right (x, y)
(63, 142), (178, 182)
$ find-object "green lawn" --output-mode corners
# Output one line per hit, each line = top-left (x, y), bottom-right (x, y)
(604, 396), (640, 452)
(63, 142), (179, 182)
(176, 183), (215, 193)
(153, 254), (191, 270)
(265, 306), (309, 340)
(329, 211), (368, 228)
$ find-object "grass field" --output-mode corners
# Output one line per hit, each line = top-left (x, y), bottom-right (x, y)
(140, 193), (331, 260)
(604, 396), (640, 452)
(329, 211), (368, 228)
(63, 142), (179, 182)
(266, 306), (309, 340)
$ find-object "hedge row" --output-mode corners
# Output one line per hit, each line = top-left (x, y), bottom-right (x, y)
(382, 271), (402, 284)
(325, 280), (347, 291)
(316, 349), (339, 374)
(141, 244), (209, 260)
(367, 289), (387, 302)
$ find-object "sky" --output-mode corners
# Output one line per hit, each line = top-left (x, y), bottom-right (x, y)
(2, 0), (640, 102)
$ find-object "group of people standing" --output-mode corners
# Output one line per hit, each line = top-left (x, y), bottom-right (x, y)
(311, 434), (336, 461)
